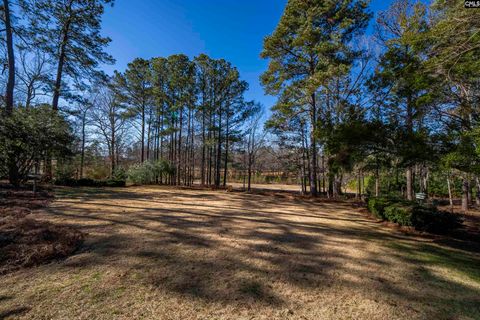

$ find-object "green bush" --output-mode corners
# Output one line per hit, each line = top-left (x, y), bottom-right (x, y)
(412, 207), (462, 234)
(367, 196), (403, 219)
(54, 178), (78, 187)
(112, 168), (127, 181)
(55, 161), (77, 181)
(367, 198), (462, 234)
(127, 160), (173, 185)
(104, 180), (126, 187)
(77, 178), (99, 187)
(0, 106), (73, 186)
(54, 178), (126, 188)
(384, 203), (415, 226)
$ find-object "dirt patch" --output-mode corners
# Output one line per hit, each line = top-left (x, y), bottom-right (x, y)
(0, 189), (84, 275)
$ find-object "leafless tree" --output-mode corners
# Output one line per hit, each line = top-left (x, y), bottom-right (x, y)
(244, 111), (266, 191)
(16, 50), (50, 108)
(91, 85), (127, 177)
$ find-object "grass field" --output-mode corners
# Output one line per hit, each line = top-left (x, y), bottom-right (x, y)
(1, 186), (479, 319)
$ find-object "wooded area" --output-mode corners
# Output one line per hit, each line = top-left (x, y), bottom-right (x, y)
(1, 0), (479, 211)
(1, 1), (480, 319)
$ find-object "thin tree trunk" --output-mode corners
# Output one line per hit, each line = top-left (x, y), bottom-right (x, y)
(177, 108), (183, 185)
(447, 176), (454, 207)
(309, 93), (318, 196)
(215, 106), (222, 187)
(141, 105), (145, 163)
(111, 121), (116, 177)
(468, 179), (473, 205)
(356, 170), (361, 199)
(476, 177), (480, 206)
(462, 177), (469, 212)
(80, 114), (86, 178)
(247, 153), (253, 192)
(201, 108), (206, 185)
(223, 114), (229, 187)
(146, 112), (151, 162)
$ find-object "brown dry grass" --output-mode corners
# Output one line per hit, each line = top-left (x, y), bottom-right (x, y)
(0, 190), (84, 275)
(0, 185), (479, 320)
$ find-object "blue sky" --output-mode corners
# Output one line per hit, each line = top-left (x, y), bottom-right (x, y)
(101, 0), (393, 111)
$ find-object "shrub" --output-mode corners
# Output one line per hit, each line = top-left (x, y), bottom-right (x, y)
(0, 106), (73, 186)
(127, 162), (154, 185)
(384, 203), (415, 226)
(112, 168), (127, 181)
(412, 207), (462, 234)
(54, 178), (125, 188)
(368, 198), (462, 234)
(127, 160), (174, 185)
(55, 161), (77, 181)
(76, 178), (99, 187)
(367, 196), (403, 219)
(105, 180), (126, 187)
(54, 178), (78, 187)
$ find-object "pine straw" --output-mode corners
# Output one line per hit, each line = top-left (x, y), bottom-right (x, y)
(0, 191), (84, 275)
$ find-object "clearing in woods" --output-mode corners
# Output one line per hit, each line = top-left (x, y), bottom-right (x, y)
(0, 186), (479, 319)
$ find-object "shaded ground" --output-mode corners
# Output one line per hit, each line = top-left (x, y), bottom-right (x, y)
(0, 190), (83, 275)
(0, 185), (479, 319)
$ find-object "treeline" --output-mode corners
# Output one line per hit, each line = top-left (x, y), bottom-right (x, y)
(2, 0), (480, 212)
(262, 0), (480, 210)
(0, 0), (264, 189)
(97, 54), (259, 187)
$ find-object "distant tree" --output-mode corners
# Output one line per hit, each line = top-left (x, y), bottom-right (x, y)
(426, 0), (480, 211)
(261, 0), (371, 196)
(112, 58), (152, 163)
(91, 83), (127, 177)
(245, 106), (265, 191)
(165, 54), (196, 185)
(16, 50), (51, 109)
(370, 0), (432, 200)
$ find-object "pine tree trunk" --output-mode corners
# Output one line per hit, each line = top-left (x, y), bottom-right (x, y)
(447, 176), (453, 207)
(201, 107), (206, 186)
(356, 170), (361, 199)
(80, 115), (86, 178)
(468, 179), (473, 206)
(309, 93), (318, 196)
(215, 106), (222, 187)
(3, 0), (14, 116)
(406, 167), (413, 201)
(52, 21), (71, 111)
(301, 145), (307, 195)
(111, 121), (116, 178)
(146, 112), (151, 162)
(462, 177), (469, 212)
(476, 177), (480, 206)
(223, 110), (230, 187)
(247, 153), (253, 192)
(4, 0), (18, 186)
(141, 104), (145, 163)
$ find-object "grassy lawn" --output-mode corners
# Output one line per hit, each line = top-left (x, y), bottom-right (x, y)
(1, 186), (479, 319)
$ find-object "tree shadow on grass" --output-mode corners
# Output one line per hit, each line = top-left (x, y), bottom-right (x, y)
(35, 186), (480, 317)
(0, 306), (30, 319)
